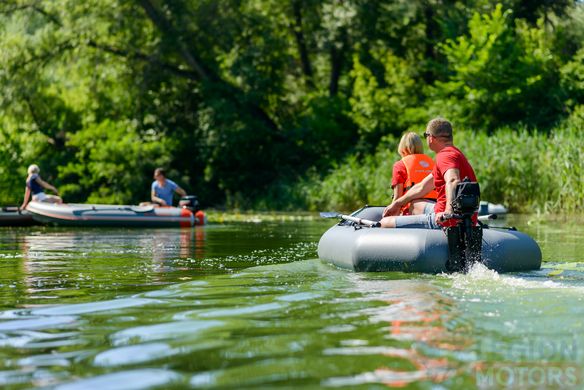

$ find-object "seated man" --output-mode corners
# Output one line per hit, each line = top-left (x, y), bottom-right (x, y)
(150, 168), (186, 207)
(381, 118), (477, 229)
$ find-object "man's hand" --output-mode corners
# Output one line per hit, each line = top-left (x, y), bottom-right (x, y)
(434, 212), (445, 225)
(152, 197), (167, 206)
(383, 202), (401, 217)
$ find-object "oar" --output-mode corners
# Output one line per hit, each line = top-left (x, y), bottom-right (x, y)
(320, 212), (381, 228)
(442, 213), (497, 222)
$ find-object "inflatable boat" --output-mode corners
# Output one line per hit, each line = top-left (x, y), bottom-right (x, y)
(479, 201), (507, 215)
(26, 202), (206, 228)
(0, 207), (37, 227)
(318, 206), (541, 273)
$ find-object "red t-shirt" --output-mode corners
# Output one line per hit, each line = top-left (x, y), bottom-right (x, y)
(391, 160), (410, 215)
(432, 146), (477, 226)
(391, 160), (407, 188)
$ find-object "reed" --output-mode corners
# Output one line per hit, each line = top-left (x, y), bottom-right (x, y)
(300, 121), (584, 214)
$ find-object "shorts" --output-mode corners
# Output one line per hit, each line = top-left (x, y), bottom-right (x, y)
(422, 202), (435, 214)
(395, 212), (440, 229)
(32, 192), (47, 202)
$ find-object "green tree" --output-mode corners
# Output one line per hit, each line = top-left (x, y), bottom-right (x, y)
(349, 50), (426, 147)
(429, 4), (566, 130)
(59, 120), (171, 203)
(0, 0), (582, 210)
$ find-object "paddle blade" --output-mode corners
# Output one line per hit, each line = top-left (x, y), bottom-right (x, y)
(319, 212), (340, 218)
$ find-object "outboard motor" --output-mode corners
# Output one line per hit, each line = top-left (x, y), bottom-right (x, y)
(179, 195), (200, 213)
(444, 178), (483, 273)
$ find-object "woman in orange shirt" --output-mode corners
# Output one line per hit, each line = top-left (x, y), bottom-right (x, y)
(390, 132), (437, 216)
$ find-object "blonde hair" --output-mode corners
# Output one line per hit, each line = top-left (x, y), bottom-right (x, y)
(398, 132), (424, 156)
(27, 164), (40, 175)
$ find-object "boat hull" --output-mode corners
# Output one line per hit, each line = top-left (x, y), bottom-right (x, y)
(0, 207), (37, 227)
(480, 201), (507, 215)
(26, 202), (203, 228)
(317, 206), (541, 273)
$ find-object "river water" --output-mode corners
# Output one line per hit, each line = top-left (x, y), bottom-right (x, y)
(0, 215), (583, 389)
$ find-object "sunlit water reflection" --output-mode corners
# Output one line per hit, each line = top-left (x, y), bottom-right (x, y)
(0, 215), (583, 388)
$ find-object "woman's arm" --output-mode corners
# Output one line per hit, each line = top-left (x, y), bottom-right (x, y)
(383, 174), (435, 217)
(392, 184), (403, 203)
(37, 177), (58, 194)
(384, 184), (405, 217)
(20, 187), (31, 210)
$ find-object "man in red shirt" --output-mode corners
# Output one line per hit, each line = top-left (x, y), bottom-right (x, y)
(380, 118), (477, 229)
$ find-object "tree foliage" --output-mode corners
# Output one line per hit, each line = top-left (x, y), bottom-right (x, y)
(0, 0), (582, 208)
(428, 5), (566, 130)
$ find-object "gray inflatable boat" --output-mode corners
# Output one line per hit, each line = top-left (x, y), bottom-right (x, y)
(318, 206), (541, 273)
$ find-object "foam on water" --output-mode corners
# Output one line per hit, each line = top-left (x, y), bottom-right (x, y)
(443, 262), (584, 296)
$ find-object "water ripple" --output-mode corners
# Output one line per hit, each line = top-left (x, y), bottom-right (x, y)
(54, 369), (184, 390)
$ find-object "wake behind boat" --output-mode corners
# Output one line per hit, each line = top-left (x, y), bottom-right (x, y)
(26, 201), (205, 228)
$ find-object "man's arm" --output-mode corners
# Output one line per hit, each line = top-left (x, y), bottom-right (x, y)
(175, 186), (187, 197)
(151, 189), (167, 205)
(434, 168), (460, 224)
(383, 174), (434, 217)
(442, 168), (460, 214)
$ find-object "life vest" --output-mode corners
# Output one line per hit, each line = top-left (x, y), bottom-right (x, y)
(400, 154), (438, 214)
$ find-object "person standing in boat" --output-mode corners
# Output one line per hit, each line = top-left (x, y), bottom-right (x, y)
(390, 132), (438, 216)
(381, 118), (477, 229)
(150, 168), (186, 206)
(20, 164), (62, 210)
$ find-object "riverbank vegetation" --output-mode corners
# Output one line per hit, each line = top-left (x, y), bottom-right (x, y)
(300, 117), (584, 213)
(0, 1), (583, 212)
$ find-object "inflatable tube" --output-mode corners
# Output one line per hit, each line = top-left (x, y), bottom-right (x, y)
(318, 206), (541, 273)
(479, 201), (508, 215)
(0, 207), (37, 227)
(26, 202), (205, 228)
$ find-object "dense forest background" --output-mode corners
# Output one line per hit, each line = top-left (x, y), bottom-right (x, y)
(0, 0), (583, 212)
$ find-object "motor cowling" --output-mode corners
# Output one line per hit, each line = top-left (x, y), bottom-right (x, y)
(451, 179), (480, 216)
(179, 195), (200, 212)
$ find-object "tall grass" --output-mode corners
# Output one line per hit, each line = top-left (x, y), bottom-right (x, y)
(299, 118), (584, 213)
(296, 138), (397, 212)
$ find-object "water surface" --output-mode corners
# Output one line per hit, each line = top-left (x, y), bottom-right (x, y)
(0, 215), (583, 388)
